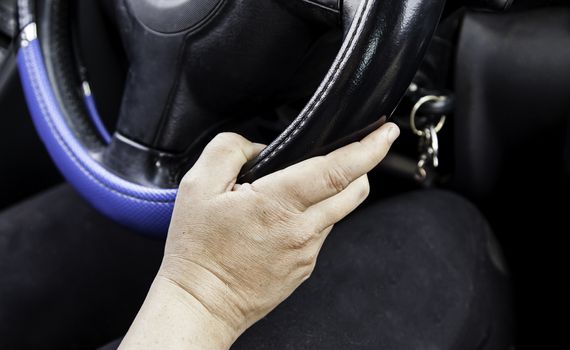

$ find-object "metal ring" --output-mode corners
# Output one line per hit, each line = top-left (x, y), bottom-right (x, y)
(410, 95), (447, 136)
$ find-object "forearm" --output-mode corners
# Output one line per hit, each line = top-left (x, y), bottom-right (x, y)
(119, 275), (237, 350)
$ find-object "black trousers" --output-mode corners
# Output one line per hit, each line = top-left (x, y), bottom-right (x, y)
(0, 185), (512, 349)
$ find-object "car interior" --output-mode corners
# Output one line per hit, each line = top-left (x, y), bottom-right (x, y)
(0, 0), (568, 348)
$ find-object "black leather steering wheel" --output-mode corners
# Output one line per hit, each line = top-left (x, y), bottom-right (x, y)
(17, 0), (445, 235)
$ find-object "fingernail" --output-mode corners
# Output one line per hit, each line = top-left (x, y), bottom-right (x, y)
(387, 124), (400, 145)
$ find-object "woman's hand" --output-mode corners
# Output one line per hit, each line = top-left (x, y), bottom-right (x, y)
(120, 123), (399, 350)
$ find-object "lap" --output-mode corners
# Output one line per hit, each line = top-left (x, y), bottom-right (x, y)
(0, 185), (511, 349)
(233, 190), (512, 349)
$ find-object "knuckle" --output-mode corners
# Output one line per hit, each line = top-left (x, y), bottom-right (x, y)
(297, 251), (317, 268)
(312, 213), (332, 234)
(256, 185), (304, 217)
(209, 132), (244, 152)
(359, 177), (371, 199)
(301, 264), (316, 282)
(296, 256), (313, 269)
(288, 230), (315, 250)
(248, 189), (266, 206)
(276, 191), (306, 214)
(302, 271), (313, 282)
(288, 228), (318, 250)
(307, 251), (319, 266)
(254, 196), (299, 228)
(214, 132), (242, 144)
(324, 165), (352, 193)
(180, 171), (199, 191)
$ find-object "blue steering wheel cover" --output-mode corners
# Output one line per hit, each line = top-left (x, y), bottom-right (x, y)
(18, 38), (177, 236)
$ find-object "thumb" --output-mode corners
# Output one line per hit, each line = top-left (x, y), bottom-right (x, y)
(180, 133), (265, 196)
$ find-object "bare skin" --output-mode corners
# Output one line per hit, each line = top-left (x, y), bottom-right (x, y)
(119, 122), (400, 349)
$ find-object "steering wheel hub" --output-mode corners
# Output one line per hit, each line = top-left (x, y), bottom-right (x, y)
(126, 0), (224, 34)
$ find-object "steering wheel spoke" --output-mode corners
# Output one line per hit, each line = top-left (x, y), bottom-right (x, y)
(109, 0), (333, 180)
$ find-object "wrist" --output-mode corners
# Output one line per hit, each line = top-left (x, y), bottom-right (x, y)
(120, 271), (239, 350)
(155, 274), (240, 346)
(157, 257), (249, 336)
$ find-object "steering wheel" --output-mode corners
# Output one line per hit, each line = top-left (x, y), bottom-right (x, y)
(17, 0), (444, 236)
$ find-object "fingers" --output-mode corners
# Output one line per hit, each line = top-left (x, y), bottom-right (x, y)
(299, 177), (369, 278)
(181, 133), (265, 195)
(305, 175), (370, 232)
(253, 122), (399, 211)
(293, 177), (369, 275)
